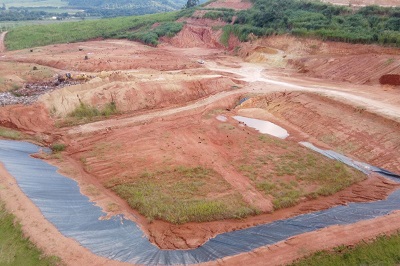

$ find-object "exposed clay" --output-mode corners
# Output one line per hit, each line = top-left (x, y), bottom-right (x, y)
(380, 74), (400, 86)
(0, 0), (399, 264)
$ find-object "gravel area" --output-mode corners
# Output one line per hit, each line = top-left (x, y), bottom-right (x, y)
(0, 79), (83, 106)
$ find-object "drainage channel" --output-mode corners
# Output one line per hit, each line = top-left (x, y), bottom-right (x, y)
(0, 139), (399, 265)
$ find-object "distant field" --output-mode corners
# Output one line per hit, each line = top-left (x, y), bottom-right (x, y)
(4, 10), (192, 49)
(0, 17), (98, 31)
(1, 0), (68, 8)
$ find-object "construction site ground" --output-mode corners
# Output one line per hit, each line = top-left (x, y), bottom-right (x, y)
(0, 0), (400, 265)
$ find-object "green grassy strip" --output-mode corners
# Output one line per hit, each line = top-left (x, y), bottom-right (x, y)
(0, 201), (61, 265)
(69, 101), (117, 119)
(291, 232), (400, 266)
(0, 127), (21, 140)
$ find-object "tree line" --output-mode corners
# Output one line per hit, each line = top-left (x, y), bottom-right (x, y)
(224, 0), (400, 46)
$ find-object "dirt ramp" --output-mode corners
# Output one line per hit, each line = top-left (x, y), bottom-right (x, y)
(0, 104), (53, 133)
(380, 74), (400, 86)
(246, 35), (400, 85)
(40, 74), (239, 116)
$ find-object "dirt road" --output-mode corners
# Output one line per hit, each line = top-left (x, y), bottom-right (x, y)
(68, 62), (400, 135)
(0, 31), (6, 53)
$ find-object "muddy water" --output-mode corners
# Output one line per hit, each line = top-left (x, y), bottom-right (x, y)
(0, 139), (399, 265)
(233, 116), (289, 139)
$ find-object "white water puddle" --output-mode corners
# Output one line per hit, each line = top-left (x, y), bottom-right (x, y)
(233, 116), (289, 139)
(216, 115), (227, 122)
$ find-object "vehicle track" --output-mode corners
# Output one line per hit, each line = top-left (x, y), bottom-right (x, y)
(68, 62), (400, 135)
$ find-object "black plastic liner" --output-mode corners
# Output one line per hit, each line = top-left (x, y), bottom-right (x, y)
(0, 140), (399, 265)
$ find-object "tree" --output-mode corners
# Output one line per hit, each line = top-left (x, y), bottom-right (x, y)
(185, 0), (199, 8)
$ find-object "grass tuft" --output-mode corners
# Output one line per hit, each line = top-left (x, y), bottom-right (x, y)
(50, 143), (66, 152)
(66, 101), (118, 123)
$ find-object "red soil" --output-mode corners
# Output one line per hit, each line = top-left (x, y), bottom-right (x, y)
(380, 74), (400, 85)
(0, 2), (399, 264)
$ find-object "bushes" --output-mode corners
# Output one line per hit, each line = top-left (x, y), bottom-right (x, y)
(227, 0), (400, 47)
(126, 21), (183, 45)
(203, 9), (235, 23)
(50, 143), (66, 152)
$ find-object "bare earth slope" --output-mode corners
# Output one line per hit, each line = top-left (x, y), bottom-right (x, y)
(0, 1), (400, 265)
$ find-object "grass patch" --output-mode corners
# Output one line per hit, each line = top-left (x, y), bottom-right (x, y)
(59, 101), (118, 126)
(0, 127), (21, 140)
(0, 201), (61, 265)
(110, 166), (258, 224)
(50, 143), (65, 153)
(291, 232), (400, 266)
(69, 101), (117, 119)
(236, 134), (366, 210)
(5, 9), (193, 50)
(124, 21), (184, 46)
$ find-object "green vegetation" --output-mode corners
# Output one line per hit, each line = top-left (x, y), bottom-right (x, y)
(50, 143), (66, 152)
(124, 21), (184, 46)
(291, 232), (400, 266)
(5, 10), (190, 50)
(69, 101), (117, 119)
(0, 0), (194, 21)
(6, 0), (399, 50)
(0, 201), (61, 265)
(57, 101), (119, 127)
(0, 127), (22, 140)
(109, 166), (258, 224)
(237, 134), (365, 210)
(225, 0), (400, 46)
(203, 9), (235, 23)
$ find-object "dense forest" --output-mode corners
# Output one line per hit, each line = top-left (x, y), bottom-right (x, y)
(220, 0), (400, 46)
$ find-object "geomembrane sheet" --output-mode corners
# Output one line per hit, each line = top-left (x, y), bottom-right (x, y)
(0, 140), (399, 265)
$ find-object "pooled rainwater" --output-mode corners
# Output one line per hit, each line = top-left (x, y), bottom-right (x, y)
(233, 116), (289, 139)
